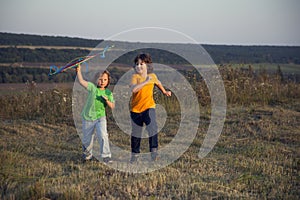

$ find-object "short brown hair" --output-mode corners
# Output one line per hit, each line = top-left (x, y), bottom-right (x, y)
(133, 53), (153, 74)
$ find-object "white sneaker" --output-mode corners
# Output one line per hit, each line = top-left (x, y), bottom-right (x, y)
(103, 157), (113, 163)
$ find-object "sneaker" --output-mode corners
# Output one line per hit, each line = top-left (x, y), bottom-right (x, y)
(150, 148), (158, 161)
(103, 157), (113, 163)
(151, 152), (158, 161)
(129, 154), (139, 164)
(82, 151), (93, 162)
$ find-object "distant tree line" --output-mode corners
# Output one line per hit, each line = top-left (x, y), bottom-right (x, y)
(0, 32), (101, 47)
(113, 48), (191, 65)
(1, 46), (300, 65)
(0, 47), (89, 63)
(1, 32), (300, 64)
(204, 45), (300, 64)
(0, 64), (131, 84)
(1, 32), (300, 84)
(0, 66), (75, 83)
(0, 47), (191, 65)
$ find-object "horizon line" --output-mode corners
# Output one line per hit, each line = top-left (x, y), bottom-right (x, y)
(1, 31), (300, 47)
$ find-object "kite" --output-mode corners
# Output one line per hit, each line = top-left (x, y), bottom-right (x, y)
(48, 45), (114, 76)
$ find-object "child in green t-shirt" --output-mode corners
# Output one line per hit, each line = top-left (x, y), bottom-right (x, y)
(76, 65), (115, 163)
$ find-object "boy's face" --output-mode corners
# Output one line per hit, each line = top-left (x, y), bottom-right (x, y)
(134, 59), (147, 75)
(98, 73), (109, 89)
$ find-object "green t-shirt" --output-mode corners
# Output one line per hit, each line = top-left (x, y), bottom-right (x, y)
(81, 82), (114, 120)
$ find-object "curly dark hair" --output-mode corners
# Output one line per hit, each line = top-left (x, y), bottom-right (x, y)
(133, 53), (153, 74)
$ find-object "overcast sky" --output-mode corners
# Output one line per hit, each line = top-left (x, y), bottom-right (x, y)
(0, 0), (299, 45)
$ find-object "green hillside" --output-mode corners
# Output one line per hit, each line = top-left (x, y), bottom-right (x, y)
(1, 32), (300, 84)
(1, 32), (300, 64)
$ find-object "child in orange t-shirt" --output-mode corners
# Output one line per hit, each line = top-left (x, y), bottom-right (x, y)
(130, 53), (171, 163)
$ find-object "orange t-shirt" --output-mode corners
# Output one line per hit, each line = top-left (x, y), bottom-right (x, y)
(130, 73), (159, 113)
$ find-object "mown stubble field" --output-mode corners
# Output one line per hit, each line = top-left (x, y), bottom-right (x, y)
(0, 66), (299, 199)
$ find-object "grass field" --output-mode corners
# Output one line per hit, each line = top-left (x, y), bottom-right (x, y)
(229, 63), (300, 75)
(0, 82), (74, 96)
(0, 66), (299, 199)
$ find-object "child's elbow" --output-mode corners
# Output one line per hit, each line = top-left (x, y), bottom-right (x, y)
(111, 103), (115, 109)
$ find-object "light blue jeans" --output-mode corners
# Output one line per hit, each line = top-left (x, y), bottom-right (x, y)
(82, 117), (111, 158)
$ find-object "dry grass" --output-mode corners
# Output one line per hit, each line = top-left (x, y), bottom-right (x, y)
(0, 66), (299, 199)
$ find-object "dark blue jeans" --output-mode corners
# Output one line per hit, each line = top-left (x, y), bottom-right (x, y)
(130, 108), (158, 153)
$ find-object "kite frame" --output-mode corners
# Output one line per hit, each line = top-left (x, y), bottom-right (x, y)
(48, 45), (113, 76)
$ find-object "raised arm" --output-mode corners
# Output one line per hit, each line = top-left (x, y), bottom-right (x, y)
(76, 64), (88, 89)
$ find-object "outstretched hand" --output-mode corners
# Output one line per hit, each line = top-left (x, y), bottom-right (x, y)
(164, 91), (172, 97)
(101, 95), (108, 101)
